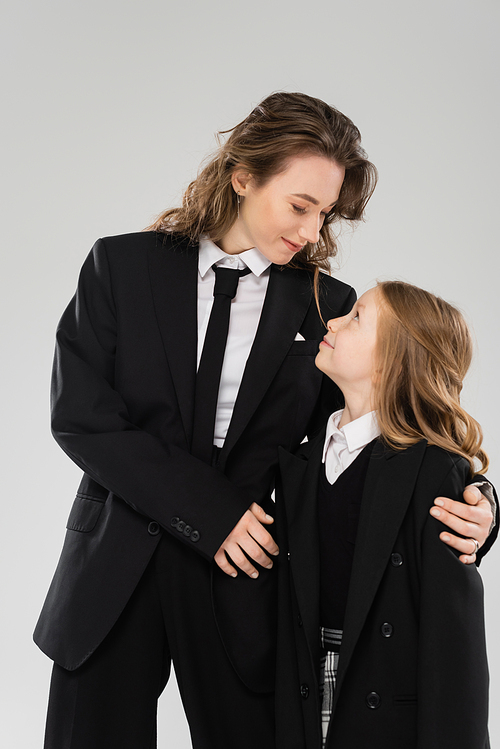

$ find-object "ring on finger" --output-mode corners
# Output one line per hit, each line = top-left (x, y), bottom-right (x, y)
(468, 538), (480, 555)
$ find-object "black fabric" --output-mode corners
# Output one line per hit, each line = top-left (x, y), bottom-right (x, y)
(32, 231), (358, 738)
(191, 265), (252, 464)
(318, 440), (375, 631)
(275, 438), (492, 749)
(44, 533), (275, 749)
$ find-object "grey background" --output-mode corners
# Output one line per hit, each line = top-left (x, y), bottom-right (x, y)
(1, 0), (498, 746)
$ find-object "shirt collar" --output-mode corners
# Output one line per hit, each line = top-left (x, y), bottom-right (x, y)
(322, 409), (381, 462)
(198, 235), (272, 279)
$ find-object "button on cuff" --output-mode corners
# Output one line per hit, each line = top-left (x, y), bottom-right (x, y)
(381, 622), (394, 638)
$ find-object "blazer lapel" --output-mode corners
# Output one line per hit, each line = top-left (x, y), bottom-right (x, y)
(148, 235), (198, 446)
(222, 264), (315, 458)
(278, 434), (325, 654)
(334, 439), (428, 703)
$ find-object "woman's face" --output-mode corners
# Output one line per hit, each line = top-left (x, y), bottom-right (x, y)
(315, 286), (380, 395)
(223, 154), (345, 265)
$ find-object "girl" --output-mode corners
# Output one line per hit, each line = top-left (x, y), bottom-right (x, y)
(276, 281), (491, 749)
(34, 91), (493, 749)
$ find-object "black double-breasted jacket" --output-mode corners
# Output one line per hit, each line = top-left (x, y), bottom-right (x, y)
(33, 231), (357, 693)
(275, 431), (494, 748)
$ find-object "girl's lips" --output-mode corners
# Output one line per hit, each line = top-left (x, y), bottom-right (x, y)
(281, 237), (303, 253)
(320, 337), (334, 350)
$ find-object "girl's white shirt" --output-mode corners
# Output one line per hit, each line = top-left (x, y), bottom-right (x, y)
(322, 409), (381, 485)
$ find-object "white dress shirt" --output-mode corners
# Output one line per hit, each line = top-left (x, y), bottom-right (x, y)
(322, 410), (496, 529)
(322, 409), (381, 485)
(197, 236), (272, 446)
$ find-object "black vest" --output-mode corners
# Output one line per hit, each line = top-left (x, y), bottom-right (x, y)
(318, 440), (376, 630)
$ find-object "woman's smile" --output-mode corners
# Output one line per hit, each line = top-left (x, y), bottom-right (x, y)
(281, 237), (304, 253)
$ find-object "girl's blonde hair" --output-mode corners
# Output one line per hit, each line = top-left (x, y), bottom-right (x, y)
(148, 92), (377, 295)
(375, 281), (488, 474)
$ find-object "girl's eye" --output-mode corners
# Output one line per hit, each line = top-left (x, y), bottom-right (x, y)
(292, 205), (307, 214)
(352, 313), (359, 321)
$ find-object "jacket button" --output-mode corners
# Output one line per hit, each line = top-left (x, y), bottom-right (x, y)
(190, 530), (200, 543)
(300, 684), (309, 699)
(381, 622), (394, 638)
(148, 521), (160, 536)
(297, 615), (303, 627)
(391, 552), (403, 566)
(170, 517), (180, 527)
(183, 525), (192, 537)
(177, 520), (186, 533)
(366, 692), (381, 709)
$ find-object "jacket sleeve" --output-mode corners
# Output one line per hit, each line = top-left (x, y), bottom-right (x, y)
(50, 239), (252, 560)
(417, 462), (490, 748)
(472, 477), (498, 565)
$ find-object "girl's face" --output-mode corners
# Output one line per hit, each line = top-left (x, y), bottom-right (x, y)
(223, 154), (345, 264)
(316, 286), (380, 396)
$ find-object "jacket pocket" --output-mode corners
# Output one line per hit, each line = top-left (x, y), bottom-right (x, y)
(287, 339), (320, 356)
(66, 493), (107, 532)
(393, 694), (417, 706)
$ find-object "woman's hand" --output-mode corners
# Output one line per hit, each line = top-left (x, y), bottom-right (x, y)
(214, 503), (279, 577)
(430, 485), (494, 564)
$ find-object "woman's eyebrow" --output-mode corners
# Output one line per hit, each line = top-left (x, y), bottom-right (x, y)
(291, 193), (338, 209)
(291, 193), (319, 205)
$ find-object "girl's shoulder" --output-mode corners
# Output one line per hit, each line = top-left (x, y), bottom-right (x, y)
(414, 443), (471, 501)
(421, 443), (470, 474)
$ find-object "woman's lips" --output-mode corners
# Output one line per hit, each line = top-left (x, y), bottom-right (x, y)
(281, 237), (303, 253)
(320, 337), (334, 350)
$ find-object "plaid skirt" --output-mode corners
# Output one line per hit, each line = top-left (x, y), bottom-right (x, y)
(319, 627), (343, 747)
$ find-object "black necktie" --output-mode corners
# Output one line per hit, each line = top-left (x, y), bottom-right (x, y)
(191, 263), (252, 464)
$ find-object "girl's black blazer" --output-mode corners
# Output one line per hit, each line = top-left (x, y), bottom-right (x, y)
(275, 432), (493, 749)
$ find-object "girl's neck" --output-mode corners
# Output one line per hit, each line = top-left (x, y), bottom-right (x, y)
(338, 394), (375, 429)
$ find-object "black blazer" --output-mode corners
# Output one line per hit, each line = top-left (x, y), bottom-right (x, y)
(275, 432), (492, 748)
(33, 231), (356, 693)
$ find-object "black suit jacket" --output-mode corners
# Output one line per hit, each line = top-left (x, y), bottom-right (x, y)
(275, 433), (492, 748)
(33, 231), (356, 692)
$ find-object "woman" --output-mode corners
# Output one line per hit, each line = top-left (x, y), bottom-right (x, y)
(275, 282), (492, 748)
(34, 93), (494, 749)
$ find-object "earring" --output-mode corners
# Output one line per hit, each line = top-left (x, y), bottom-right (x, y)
(237, 192), (240, 219)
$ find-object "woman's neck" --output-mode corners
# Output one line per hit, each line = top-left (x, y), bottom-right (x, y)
(217, 222), (254, 255)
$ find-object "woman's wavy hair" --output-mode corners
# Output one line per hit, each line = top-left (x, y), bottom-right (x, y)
(148, 92), (377, 283)
(374, 281), (488, 474)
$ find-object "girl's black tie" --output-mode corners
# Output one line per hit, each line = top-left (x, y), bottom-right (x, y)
(191, 264), (251, 464)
